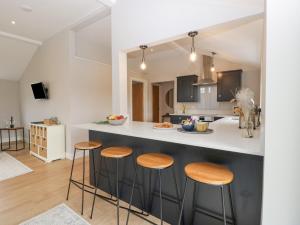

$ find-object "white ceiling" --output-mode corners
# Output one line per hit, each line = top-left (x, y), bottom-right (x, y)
(0, 0), (107, 80)
(0, 0), (106, 41)
(128, 17), (264, 69)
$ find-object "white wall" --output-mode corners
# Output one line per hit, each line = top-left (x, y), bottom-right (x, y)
(75, 15), (112, 64)
(262, 1), (300, 224)
(111, 0), (264, 113)
(0, 79), (21, 140)
(20, 26), (113, 158)
(69, 56), (112, 158)
(19, 30), (71, 145)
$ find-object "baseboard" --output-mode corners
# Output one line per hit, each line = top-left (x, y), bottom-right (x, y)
(65, 151), (89, 160)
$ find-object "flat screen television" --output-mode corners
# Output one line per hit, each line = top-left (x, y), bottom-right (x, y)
(31, 82), (48, 99)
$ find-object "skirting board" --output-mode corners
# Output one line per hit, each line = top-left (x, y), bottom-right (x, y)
(65, 151), (89, 160)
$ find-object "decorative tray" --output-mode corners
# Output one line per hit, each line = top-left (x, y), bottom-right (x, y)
(177, 128), (214, 134)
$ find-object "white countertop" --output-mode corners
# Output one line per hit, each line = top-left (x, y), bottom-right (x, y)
(74, 117), (264, 156)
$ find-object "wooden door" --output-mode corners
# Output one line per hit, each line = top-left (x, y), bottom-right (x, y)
(132, 82), (144, 121)
(152, 85), (159, 122)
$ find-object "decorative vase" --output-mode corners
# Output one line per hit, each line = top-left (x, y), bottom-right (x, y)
(242, 113), (254, 138)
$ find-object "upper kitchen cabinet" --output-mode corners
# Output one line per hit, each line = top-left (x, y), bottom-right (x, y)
(177, 75), (199, 102)
(217, 70), (242, 102)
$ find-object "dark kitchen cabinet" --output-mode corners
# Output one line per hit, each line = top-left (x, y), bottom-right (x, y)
(177, 75), (198, 102)
(217, 70), (242, 102)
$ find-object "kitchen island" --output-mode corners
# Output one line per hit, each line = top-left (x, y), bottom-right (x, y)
(75, 117), (263, 225)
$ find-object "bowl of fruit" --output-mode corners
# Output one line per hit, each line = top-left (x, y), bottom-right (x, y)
(181, 118), (195, 131)
(107, 115), (127, 125)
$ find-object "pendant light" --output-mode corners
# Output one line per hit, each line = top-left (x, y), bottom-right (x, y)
(140, 45), (148, 70)
(188, 31), (198, 62)
(210, 52), (216, 72)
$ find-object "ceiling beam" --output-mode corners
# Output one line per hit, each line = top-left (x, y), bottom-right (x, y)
(96, 0), (115, 7)
(0, 31), (42, 46)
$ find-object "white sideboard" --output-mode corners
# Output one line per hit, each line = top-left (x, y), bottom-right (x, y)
(30, 123), (65, 162)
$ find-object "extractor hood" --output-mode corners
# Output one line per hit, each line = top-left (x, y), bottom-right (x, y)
(193, 55), (217, 86)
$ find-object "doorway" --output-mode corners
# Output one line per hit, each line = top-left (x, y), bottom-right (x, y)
(152, 85), (159, 122)
(132, 81), (144, 121)
(152, 81), (175, 123)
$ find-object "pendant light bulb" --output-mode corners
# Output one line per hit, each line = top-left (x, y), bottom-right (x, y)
(139, 45), (148, 71)
(190, 51), (197, 62)
(210, 64), (215, 72)
(140, 61), (147, 70)
(188, 31), (198, 63)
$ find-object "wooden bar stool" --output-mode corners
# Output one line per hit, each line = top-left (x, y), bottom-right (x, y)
(66, 141), (102, 215)
(126, 153), (181, 225)
(90, 146), (133, 225)
(177, 162), (236, 225)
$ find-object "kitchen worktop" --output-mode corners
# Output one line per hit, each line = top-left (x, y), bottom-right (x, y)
(75, 117), (264, 156)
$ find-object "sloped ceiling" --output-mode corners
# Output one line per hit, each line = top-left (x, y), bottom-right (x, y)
(0, 36), (38, 80)
(0, 0), (107, 81)
(128, 17), (264, 70)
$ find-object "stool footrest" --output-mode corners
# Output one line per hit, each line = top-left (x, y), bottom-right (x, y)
(70, 179), (117, 202)
(194, 205), (234, 224)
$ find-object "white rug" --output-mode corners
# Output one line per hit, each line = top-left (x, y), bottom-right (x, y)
(19, 204), (90, 225)
(0, 152), (32, 182)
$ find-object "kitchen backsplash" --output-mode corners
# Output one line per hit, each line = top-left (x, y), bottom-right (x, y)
(174, 86), (235, 114)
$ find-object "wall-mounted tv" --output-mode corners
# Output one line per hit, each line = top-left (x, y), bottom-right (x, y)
(31, 82), (48, 99)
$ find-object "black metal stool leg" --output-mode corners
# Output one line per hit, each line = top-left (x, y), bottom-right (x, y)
(81, 150), (86, 215)
(221, 185), (227, 225)
(148, 169), (153, 212)
(116, 158), (120, 225)
(103, 157), (114, 198)
(177, 177), (188, 225)
(90, 151), (98, 219)
(171, 166), (185, 225)
(158, 169), (163, 225)
(66, 148), (77, 200)
(191, 181), (198, 225)
(126, 166), (138, 225)
(131, 155), (146, 214)
(228, 184), (236, 225)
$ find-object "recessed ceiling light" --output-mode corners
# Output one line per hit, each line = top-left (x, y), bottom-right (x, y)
(20, 4), (33, 12)
(11, 20), (16, 25)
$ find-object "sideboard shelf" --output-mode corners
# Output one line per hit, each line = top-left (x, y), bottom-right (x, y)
(30, 123), (65, 162)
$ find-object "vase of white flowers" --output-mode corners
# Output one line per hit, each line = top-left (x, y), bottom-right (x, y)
(236, 88), (255, 138)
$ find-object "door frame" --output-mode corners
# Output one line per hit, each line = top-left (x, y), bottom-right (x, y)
(129, 77), (148, 121)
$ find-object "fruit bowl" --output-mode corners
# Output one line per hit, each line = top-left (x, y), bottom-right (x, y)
(181, 119), (195, 131)
(107, 115), (127, 126)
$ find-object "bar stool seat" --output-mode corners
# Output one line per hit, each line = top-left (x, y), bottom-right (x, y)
(178, 162), (236, 225)
(185, 162), (234, 186)
(101, 146), (133, 158)
(137, 153), (174, 169)
(74, 141), (102, 150)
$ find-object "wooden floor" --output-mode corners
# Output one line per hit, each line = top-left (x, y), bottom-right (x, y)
(0, 147), (164, 225)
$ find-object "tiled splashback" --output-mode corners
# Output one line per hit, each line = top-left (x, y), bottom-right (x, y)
(174, 86), (235, 114)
